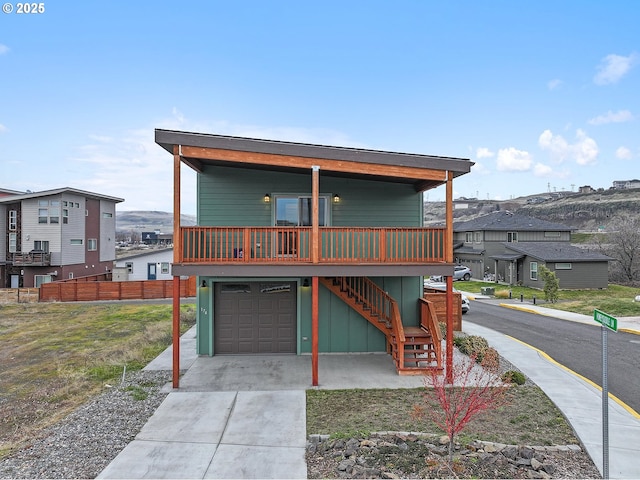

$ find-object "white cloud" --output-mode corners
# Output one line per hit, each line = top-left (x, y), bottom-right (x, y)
(533, 163), (553, 176)
(616, 146), (633, 160)
(594, 53), (637, 85)
(547, 79), (562, 90)
(476, 147), (494, 159)
(0, 44), (9, 55)
(538, 129), (599, 165)
(496, 147), (532, 172)
(588, 110), (634, 125)
(0, 124), (6, 133)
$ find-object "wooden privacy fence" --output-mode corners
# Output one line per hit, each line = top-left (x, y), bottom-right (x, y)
(40, 277), (196, 302)
(0, 288), (40, 304)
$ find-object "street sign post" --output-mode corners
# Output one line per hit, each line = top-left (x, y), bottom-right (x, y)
(594, 309), (618, 479)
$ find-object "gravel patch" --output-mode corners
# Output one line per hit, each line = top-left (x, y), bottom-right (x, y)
(0, 370), (171, 479)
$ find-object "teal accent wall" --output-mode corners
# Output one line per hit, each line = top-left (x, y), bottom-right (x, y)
(197, 165), (422, 227)
(196, 277), (213, 355)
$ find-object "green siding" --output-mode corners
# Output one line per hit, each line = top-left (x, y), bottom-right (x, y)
(198, 165), (422, 227)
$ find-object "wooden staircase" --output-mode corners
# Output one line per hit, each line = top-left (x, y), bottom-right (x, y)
(319, 277), (442, 375)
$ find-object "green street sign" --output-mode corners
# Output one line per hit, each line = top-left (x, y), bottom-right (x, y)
(594, 309), (618, 332)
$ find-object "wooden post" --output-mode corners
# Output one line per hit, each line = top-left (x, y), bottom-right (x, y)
(312, 276), (319, 386)
(445, 172), (454, 384)
(172, 145), (181, 389)
(312, 166), (319, 264)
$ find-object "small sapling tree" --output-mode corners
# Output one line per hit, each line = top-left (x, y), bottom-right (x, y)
(413, 347), (511, 463)
(539, 265), (559, 303)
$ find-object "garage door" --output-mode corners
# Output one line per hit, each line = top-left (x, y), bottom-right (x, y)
(214, 282), (297, 354)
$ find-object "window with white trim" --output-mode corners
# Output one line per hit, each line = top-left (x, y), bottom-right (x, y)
(34, 240), (49, 253)
(465, 232), (473, 243)
(88, 239), (97, 251)
(9, 210), (17, 230)
(9, 233), (17, 253)
(70, 239), (83, 246)
(161, 262), (170, 274)
(555, 263), (572, 270)
(474, 232), (482, 243)
(507, 231), (518, 242)
(530, 262), (538, 280)
(125, 262), (133, 273)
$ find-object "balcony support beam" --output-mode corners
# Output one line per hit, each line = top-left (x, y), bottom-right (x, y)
(445, 171), (454, 385)
(172, 145), (181, 389)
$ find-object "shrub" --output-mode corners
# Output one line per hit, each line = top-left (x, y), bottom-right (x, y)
(455, 335), (490, 362)
(495, 289), (510, 299)
(502, 370), (526, 385)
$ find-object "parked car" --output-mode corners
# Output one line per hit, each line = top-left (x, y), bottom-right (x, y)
(429, 265), (472, 282)
(453, 265), (472, 281)
(423, 281), (470, 314)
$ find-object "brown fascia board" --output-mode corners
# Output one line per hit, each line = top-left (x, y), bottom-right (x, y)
(155, 129), (473, 178)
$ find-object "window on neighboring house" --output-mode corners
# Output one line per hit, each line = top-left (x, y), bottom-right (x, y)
(68, 272), (74, 279)
(34, 275), (52, 287)
(88, 239), (97, 251)
(9, 233), (17, 253)
(474, 232), (482, 243)
(465, 232), (473, 243)
(34, 240), (49, 253)
(125, 262), (133, 273)
(62, 201), (68, 207)
(38, 200), (48, 207)
(49, 206), (60, 224)
(102, 212), (113, 218)
(9, 210), (17, 230)
(161, 262), (170, 274)
(530, 261), (538, 280)
(74, 202), (80, 208)
(63, 209), (69, 224)
(555, 263), (572, 270)
(507, 232), (518, 242)
(38, 208), (48, 224)
(70, 239), (83, 246)
(544, 231), (561, 238)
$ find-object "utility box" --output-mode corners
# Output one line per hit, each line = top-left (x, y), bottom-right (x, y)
(481, 287), (495, 295)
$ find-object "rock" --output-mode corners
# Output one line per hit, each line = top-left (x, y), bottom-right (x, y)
(531, 457), (543, 470)
(439, 435), (450, 445)
(337, 458), (356, 472)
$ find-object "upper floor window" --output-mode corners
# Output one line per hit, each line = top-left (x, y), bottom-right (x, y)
(102, 212), (113, 218)
(474, 232), (482, 243)
(38, 208), (48, 224)
(275, 196), (328, 226)
(507, 232), (518, 242)
(544, 231), (561, 238)
(465, 232), (473, 243)
(555, 263), (572, 270)
(88, 239), (98, 251)
(70, 239), (83, 246)
(9, 210), (17, 230)
(34, 240), (49, 253)
(63, 209), (69, 224)
(125, 262), (133, 273)
(9, 233), (17, 253)
(161, 262), (170, 274)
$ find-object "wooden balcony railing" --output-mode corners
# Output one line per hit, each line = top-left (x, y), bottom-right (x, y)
(180, 226), (446, 264)
(12, 252), (51, 266)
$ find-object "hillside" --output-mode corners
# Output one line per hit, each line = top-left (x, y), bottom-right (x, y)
(116, 211), (196, 234)
(425, 188), (640, 232)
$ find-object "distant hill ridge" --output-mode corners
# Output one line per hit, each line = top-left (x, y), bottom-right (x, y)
(116, 211), (196, 232)
(425, 188), (640, 232)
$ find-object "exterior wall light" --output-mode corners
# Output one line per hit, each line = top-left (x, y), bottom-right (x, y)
(201, 279), (207, 288)
(302, 278), (310, 287)
(264, 193), (271, 203)
(333, 194), (340, 203)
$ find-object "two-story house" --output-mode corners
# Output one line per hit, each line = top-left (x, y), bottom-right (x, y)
(0, 187), (124, 288)
(453, 211), (612, 289)
(156, 129), (473, 387)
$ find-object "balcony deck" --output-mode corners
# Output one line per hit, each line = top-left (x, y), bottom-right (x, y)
(12, 252), (51, 266)
(180, 226), (446, 265)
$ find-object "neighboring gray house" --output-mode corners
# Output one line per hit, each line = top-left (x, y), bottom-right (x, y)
(453, 211), (612, 289)
(499, 242), (612, 289)
(113, 248), (173, 281)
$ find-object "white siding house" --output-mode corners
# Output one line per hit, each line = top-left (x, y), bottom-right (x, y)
(114, 248), (174, 281)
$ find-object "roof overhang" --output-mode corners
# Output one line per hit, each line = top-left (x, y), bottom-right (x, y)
(155, 129), (473, 192)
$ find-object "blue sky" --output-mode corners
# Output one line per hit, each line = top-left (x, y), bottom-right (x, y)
(1, 1), (638, 214)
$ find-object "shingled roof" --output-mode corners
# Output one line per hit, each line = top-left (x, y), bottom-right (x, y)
(503, 242), (613, 262)
(453, 211), (572, 232)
